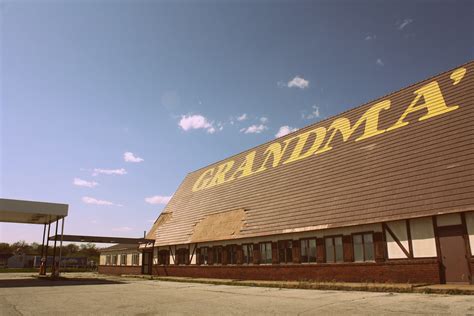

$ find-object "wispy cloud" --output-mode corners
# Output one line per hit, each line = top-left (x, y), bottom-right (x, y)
(82, 196), (122, 207)
(92, 168), (127, 176)
(73, 178), (99, 188)
(237, 113), (247, 121)
(179, 114), (217, 133)
(275, 126), (298, 138)
(260, 117), (268, 123)
(112, 226), (132, 232)
(145, 195), (172, 205)
(376, 58), (384, 66)
(302, 105), (320, 120)
(240, 124), (268, 134)
(124, 152), (144, 163)
(287, 76), (309, 89)
(397, 18), (413, 30)
(365, 34), (376, 41)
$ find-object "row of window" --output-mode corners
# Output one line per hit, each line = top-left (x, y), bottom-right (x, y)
(104, 253), (140, 266)
(157, 233), (375, 265)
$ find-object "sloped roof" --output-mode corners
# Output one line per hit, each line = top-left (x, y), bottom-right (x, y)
(100, 244), (139, 253)
(152, 61), (474, 246)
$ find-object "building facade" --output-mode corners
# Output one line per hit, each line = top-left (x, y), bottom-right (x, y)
(99, 244), (142, 275)
(99, 61), (474, 284)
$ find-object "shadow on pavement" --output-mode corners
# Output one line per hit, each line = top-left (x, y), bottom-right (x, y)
(0, 277), (125, 288)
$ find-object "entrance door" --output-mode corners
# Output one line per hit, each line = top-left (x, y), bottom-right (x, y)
(142, 251), (152, 275)
(438, 225), (471, 283)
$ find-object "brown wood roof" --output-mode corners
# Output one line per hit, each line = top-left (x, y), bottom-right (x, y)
(153, 61), (474, 246)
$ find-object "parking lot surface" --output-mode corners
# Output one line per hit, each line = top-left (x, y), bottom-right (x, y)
(0, 273), (473, 315)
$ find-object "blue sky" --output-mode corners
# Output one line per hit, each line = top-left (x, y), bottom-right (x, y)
(1, 0), (473, 243)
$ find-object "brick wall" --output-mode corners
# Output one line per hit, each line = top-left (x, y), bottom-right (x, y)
(98, 265), (142, 275)
(151, 260), (440, 283)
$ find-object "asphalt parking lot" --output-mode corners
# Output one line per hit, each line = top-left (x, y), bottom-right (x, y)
(0, 273), (473, 315)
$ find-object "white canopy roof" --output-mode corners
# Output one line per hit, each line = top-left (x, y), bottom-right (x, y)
(0, 198), (68, 224)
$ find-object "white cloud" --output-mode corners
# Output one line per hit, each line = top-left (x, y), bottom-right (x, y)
(73, 178), (99, 188)
(275, 126), (298, 138)
(82, 196), (122, 207)
(145, 195), (172, 205)
(112, 226), (132, 232)
(240, 124), (268, 134)
(287, 76), (309, 89)
(178, 114), (216, 133)
(376, 58), (384, 66)
(302, 105), (320, 120)
(260, 117), (268, 123)
(124, 152), (144, 163)
(397, 18), (413, 30)
(92, 168), (127, 176)
(237, 113), (247, 121)
(365, 34), (376, 40)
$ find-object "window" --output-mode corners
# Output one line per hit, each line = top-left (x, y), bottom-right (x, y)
(199, 247), (209, 265)
(325, 236), (343, 263)
(105, 255), (111, 265)
(120, 254), (127, 265)
(300, 239), (317, 263)
(242, 244), (253, 264)
(213, 247), (223, 265)
(176, 248), (189, 265)
(353, 233), (375, 262)
(227, 245), (237, 264)
(278, 240), (293, 264)
(158, 250), (170, 265)
(132, 253), (140, 266)
(112, 254), (118, 265)
(259, 242), (272, 264)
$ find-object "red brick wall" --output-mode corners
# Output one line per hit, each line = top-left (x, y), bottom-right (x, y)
(98, 265), (142, 275)
(152, 260), (440, 283)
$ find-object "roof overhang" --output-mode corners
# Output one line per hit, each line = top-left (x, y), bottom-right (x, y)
(48, 234), (154, 244)
(0, 198), (68, 224)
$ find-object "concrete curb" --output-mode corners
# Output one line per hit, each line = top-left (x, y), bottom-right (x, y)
(119, 274), (473, 295)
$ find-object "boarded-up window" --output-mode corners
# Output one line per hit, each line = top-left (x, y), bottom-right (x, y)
(300, 239), (317, 263)
(325, 236), (343, 263)
(112, 254), (118, 265)
(242, 244), (253, 264)
(158, 250), (170, 265)
(278, 240), (293, 264)
(353, 233), (374, 262)
(260, 242), (272, 264)
(176, 248), (189, 265)
(213, 247), (223, 265)
(105, 255), (111, 265)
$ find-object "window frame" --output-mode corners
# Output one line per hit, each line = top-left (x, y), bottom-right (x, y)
(352, 231), (375, 262)
(199, 247), (209, 265)
(120, 253), (127, 266)
(227, 245), (238, 265)
(213, 246), (223, 265)
(111, 254), (118, 266)
(242, 244), (254, 265)
(299, 238), (317, 264)
(324, 235), (344, 263)
(278, 240), (293, 264)
(105, 254), (111, 265)
(259, 241), (272, 265)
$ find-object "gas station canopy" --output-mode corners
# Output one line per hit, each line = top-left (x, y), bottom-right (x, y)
(0, 198), (68, 224)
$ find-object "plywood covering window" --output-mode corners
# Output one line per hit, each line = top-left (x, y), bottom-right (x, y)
(325, 236), (343, 263)
(105, 255), (111, 265)
(199, 247), (209, 265)
(132, 253), (139, 266)
(260, 242), (272, 264)
(242, 244), (253, 264)
(120, 254), (127, 265)
(300, 238), (317, 263)
(213, 246), (223, 265)
(112, 254), (118, 265)
(278, 240), (293, 264)
(227, 245), (238, 265)
(353, 233), (375, 262)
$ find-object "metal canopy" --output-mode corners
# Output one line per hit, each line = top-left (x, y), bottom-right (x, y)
(0, 198), (68, 224)
(48, 234), (154, 244)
